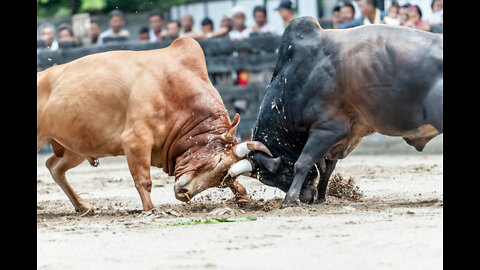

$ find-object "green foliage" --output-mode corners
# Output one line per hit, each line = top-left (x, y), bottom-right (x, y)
(37, 0), (196, 18)
(79, 0), (107, 12)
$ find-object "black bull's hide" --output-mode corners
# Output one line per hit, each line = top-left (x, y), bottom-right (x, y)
(248, 17), (443, 203)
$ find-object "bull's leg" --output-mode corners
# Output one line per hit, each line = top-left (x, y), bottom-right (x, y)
(121, 128), (154, 212)
(282, 121), (349, 208)
(316, 159), (338, 203)
(424, 78), (443, 133)
(229, 180), (249, 204)
(45, 150), (93, 214)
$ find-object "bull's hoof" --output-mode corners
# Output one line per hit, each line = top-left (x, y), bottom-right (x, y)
(299, 186), (318, 204)
(75, 204), (95, 216)
(138, 208), (158, 218)
(281, 199), (301, 208)
(235, 197), (250, 207)
(315, 197), (326, 204)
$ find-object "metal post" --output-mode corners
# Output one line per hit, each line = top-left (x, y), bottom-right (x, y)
(204, 1), (208, 18)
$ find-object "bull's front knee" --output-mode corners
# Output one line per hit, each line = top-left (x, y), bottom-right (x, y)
(45, 155), (60, 176)
(135, 179), (152, 193)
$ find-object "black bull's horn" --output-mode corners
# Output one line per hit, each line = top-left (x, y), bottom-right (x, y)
(227, 142), (282, 177)
(233, 141), (273, 158)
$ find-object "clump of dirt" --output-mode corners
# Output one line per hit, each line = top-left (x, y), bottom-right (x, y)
(327, 173), (363, 201)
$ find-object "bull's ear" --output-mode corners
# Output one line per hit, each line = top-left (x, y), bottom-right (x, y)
(224, 113), (240, 141)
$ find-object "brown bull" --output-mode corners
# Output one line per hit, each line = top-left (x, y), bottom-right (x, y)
(37, 37), (273, 214)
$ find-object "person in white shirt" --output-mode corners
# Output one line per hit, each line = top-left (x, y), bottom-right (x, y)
(97, 9), (130, 45)
(39, 23), (58, 50)
(383, 2), (401, 26)
(250, 5), (277, 35)
(427, 0), (443, 25)
(148, 10), (165, 42)
(229, 6), (251, 41)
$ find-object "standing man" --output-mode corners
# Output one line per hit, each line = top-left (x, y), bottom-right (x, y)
(57, 23), (75, 43)
(229, 6), (251, 41)
(251, 5), (276, 35)
(201, 17), (214, 37)
(97, 9), (130, 45)
(148, 10), (165, 42)
(338, 0), (384, 29)
(38, 23), (58, 50)
(275, 0), (296, 30)
(90, 19), (101, 44)
(180, 14), (197, 36)
(339, 1), (356, 25)
(163, 20), (182, 41)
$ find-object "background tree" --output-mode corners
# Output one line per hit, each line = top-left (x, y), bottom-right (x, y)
(37, 0), (194, 18)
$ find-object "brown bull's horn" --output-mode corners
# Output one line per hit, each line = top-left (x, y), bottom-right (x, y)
(234, 141), (273, 158)
(227, 159), (253, 177)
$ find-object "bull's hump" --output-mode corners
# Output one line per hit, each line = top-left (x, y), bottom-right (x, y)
(166, 36), (209, 81)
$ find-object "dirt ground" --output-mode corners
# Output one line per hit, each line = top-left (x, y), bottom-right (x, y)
(37, 137), (443, 270)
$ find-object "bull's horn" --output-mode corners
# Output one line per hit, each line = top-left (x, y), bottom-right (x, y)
(227, 159), (253, 177)
(234, 141), (273, 158)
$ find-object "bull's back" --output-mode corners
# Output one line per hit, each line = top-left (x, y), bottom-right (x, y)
(336, 25), (443, 134)
(37, 52), (152, 156)
(37, 37), (218, 157)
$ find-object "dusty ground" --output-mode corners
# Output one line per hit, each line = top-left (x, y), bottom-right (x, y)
(37, 137), (443, 270)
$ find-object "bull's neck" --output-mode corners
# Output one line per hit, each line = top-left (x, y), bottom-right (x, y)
(163, 109), (231, 176)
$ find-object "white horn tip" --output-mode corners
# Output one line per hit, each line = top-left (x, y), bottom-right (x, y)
(228, 159), (253, 177)
(235, 142), (250, 158)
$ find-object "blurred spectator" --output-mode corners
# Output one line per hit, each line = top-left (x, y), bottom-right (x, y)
(221, 16), (234, 32)
(180, 14), (196, 36)
(338, 0), (384, 29)
(163, 20), (181, 41)
(427, 0), (443, 25)
(90, 19), (101, 44)
(186, 16), (230, 40)
(382, 2), (401, 26)
(138, 26), (150, 41)
(97, 9), (130, 45)
(39, 23), (58, 50)
(251, 6), (277, 35)
(275, 0), (296, 28)
(229, 6), (251, 40)
(399, 3), (411, 25)
(339, 2), (356, 25)
(201, 17), (214, 37)
(331, 4), (341, 28)
(404, 5), (431, 31)
(57, 23), (75, 43)
(148, 10), (165, 42)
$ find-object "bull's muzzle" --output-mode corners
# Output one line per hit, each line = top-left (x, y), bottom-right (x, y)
(174, 176), (195, 202)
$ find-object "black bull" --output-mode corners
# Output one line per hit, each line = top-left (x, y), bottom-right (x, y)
(248, 17), (443, 207)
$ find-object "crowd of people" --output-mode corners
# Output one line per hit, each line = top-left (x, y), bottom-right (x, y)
(38, 0), (297, 50)
(327, 0), (443, 31)
(38, 0), (443, 50)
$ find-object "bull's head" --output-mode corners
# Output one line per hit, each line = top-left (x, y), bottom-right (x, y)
(173, 114), (278, 202)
